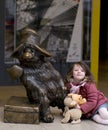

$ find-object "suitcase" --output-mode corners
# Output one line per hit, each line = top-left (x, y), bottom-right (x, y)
(4, 96), (40, 124)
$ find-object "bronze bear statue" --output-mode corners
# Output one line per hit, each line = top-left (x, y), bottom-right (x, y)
(7, 28), (67, 123)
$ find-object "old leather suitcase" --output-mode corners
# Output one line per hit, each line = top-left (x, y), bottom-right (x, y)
(4, 96), (40, 124)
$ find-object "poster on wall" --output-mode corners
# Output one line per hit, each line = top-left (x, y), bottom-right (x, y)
(66, 0), (83, 62)
(5, 0), (92, 75)
(16, 0), (80, 64)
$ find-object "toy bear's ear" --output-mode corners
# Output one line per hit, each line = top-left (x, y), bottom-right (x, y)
(67, 93), (73, 98)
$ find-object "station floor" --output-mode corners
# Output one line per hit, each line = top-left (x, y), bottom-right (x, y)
(0, 59), (108, 130)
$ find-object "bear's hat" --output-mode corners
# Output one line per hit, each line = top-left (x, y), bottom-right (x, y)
(11, 28), (52, 58)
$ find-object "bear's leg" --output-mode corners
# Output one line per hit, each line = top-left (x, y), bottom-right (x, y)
(21, 79), (54, 122)
(40, 95), (54, 123)
(61, 111), (71, 123)
(71, 119), (81, 124)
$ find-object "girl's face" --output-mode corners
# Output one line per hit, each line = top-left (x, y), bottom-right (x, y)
(72, 64), (86, 82)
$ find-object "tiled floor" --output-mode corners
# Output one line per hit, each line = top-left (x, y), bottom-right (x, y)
(0, 59), (108, 130)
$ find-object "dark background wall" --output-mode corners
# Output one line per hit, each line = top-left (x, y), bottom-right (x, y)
(99, 0), (108, 59)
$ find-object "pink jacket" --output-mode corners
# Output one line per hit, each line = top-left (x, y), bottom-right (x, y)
(79, 82), (108, 118)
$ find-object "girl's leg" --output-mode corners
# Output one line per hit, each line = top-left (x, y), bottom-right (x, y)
(92, 114), (108, 125)
(92, 107), (108, 124)
(98, 107), (108, 119)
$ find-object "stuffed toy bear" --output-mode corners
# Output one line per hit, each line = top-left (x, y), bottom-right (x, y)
(7, 28), (67, 123)
(67, 93), (87, 105)
(61, 93), (86, 124)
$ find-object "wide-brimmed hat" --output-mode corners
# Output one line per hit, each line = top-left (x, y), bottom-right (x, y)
(11, 28), (52, 57)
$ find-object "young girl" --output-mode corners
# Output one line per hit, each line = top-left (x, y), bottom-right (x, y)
(65, 61), (108, 125)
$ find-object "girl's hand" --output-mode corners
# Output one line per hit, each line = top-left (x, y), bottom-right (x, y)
(76, 104), (80, 109)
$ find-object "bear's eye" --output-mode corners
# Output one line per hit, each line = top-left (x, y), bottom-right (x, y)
(30, 49), (34, 53)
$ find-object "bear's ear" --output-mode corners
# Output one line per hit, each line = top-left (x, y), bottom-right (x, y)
(67, 93), (73, 98)
(78, 97), (87, 104)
